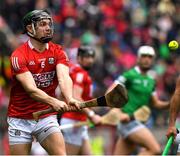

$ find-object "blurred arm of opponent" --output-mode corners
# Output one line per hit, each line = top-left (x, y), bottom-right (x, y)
(72, 84), (102, 125)
(151, 94), (169, 109)
(167, 77), (180, 138)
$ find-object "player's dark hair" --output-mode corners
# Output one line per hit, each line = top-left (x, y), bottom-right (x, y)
(77, 46), (95, 58)
(21, 9), (54, 43)
(22, 9), (51, 33)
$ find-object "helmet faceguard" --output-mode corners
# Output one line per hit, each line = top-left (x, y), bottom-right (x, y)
(77, 46), (95, 58)
(22, 10), (54, 43)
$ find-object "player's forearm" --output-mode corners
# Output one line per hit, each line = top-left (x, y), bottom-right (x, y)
(169, 94), (180, 126)
(154, 101), (169, 109)
(28, 88), (57, 106)
(58, 74), (73, 103)
(152, 95), (169, 109)
(56, 64), (74, 103)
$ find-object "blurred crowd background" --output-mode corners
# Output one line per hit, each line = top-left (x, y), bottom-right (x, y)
(0, 0), (180, 155)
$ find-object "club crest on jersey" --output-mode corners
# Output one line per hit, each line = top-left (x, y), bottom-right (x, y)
(48, 58), (55, 64)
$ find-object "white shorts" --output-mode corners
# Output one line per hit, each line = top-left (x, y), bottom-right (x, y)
(117, 120), (145, 138)
(60, 118), (89, 146)
(175, 132), (180, 153)
(7, 115), (61, 145)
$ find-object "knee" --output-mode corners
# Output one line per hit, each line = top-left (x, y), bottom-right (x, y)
(47, 147), (66, 155)
(150, 144), (161, 155)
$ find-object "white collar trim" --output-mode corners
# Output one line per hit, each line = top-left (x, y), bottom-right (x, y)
(28, 40), (49, 50)
(134, 66), (141, 74)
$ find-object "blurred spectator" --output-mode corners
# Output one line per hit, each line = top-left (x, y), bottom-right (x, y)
(157, 0), (176, 15)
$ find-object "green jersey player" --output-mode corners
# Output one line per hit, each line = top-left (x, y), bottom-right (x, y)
(117, 66), (156, 116)
(107, 45), (169, 155)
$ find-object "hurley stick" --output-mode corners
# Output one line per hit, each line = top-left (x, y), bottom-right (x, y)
(33, 84), (128, 121)
(162, 136), (174, 156)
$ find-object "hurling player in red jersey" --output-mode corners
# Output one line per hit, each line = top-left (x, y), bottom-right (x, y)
(7, 10), (81, 155)
(60, 46), (101, 155)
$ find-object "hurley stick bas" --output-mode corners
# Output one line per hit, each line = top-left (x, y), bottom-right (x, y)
(100, 105), (151, 126)
(130, 105), (151, 122)
(33, 84), (128, 121)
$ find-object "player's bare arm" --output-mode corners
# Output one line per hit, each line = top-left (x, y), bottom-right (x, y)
(118, 109), (131, 123)
(56, 63), (80, 109)
(82, 108), (101, 125)
(167, 76), (180, 138)
(151, 95), (169, 109)
(16, 71), (69, 112)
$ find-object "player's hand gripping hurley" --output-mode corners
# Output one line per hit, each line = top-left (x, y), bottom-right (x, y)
(33, 84), (128, 121)
(162, 136), (174, 156)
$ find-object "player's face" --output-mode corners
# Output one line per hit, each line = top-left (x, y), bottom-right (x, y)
(79, 56), (95, 70)
(34, 19), (53, 39)
(138, 54), (154, 71)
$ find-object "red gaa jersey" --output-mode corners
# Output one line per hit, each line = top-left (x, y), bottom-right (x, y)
(62, 63), (93, 121)
(8, 40), (69, 119)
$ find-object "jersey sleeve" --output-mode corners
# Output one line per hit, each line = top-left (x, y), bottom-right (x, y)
(114, 71), (129, 86)
(151, 80), (157, 96)
(10, 51), (29, 75)
(72, 70), (93, 100)
(55, 45), (69, 67)
(83, 74), (93, 100)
